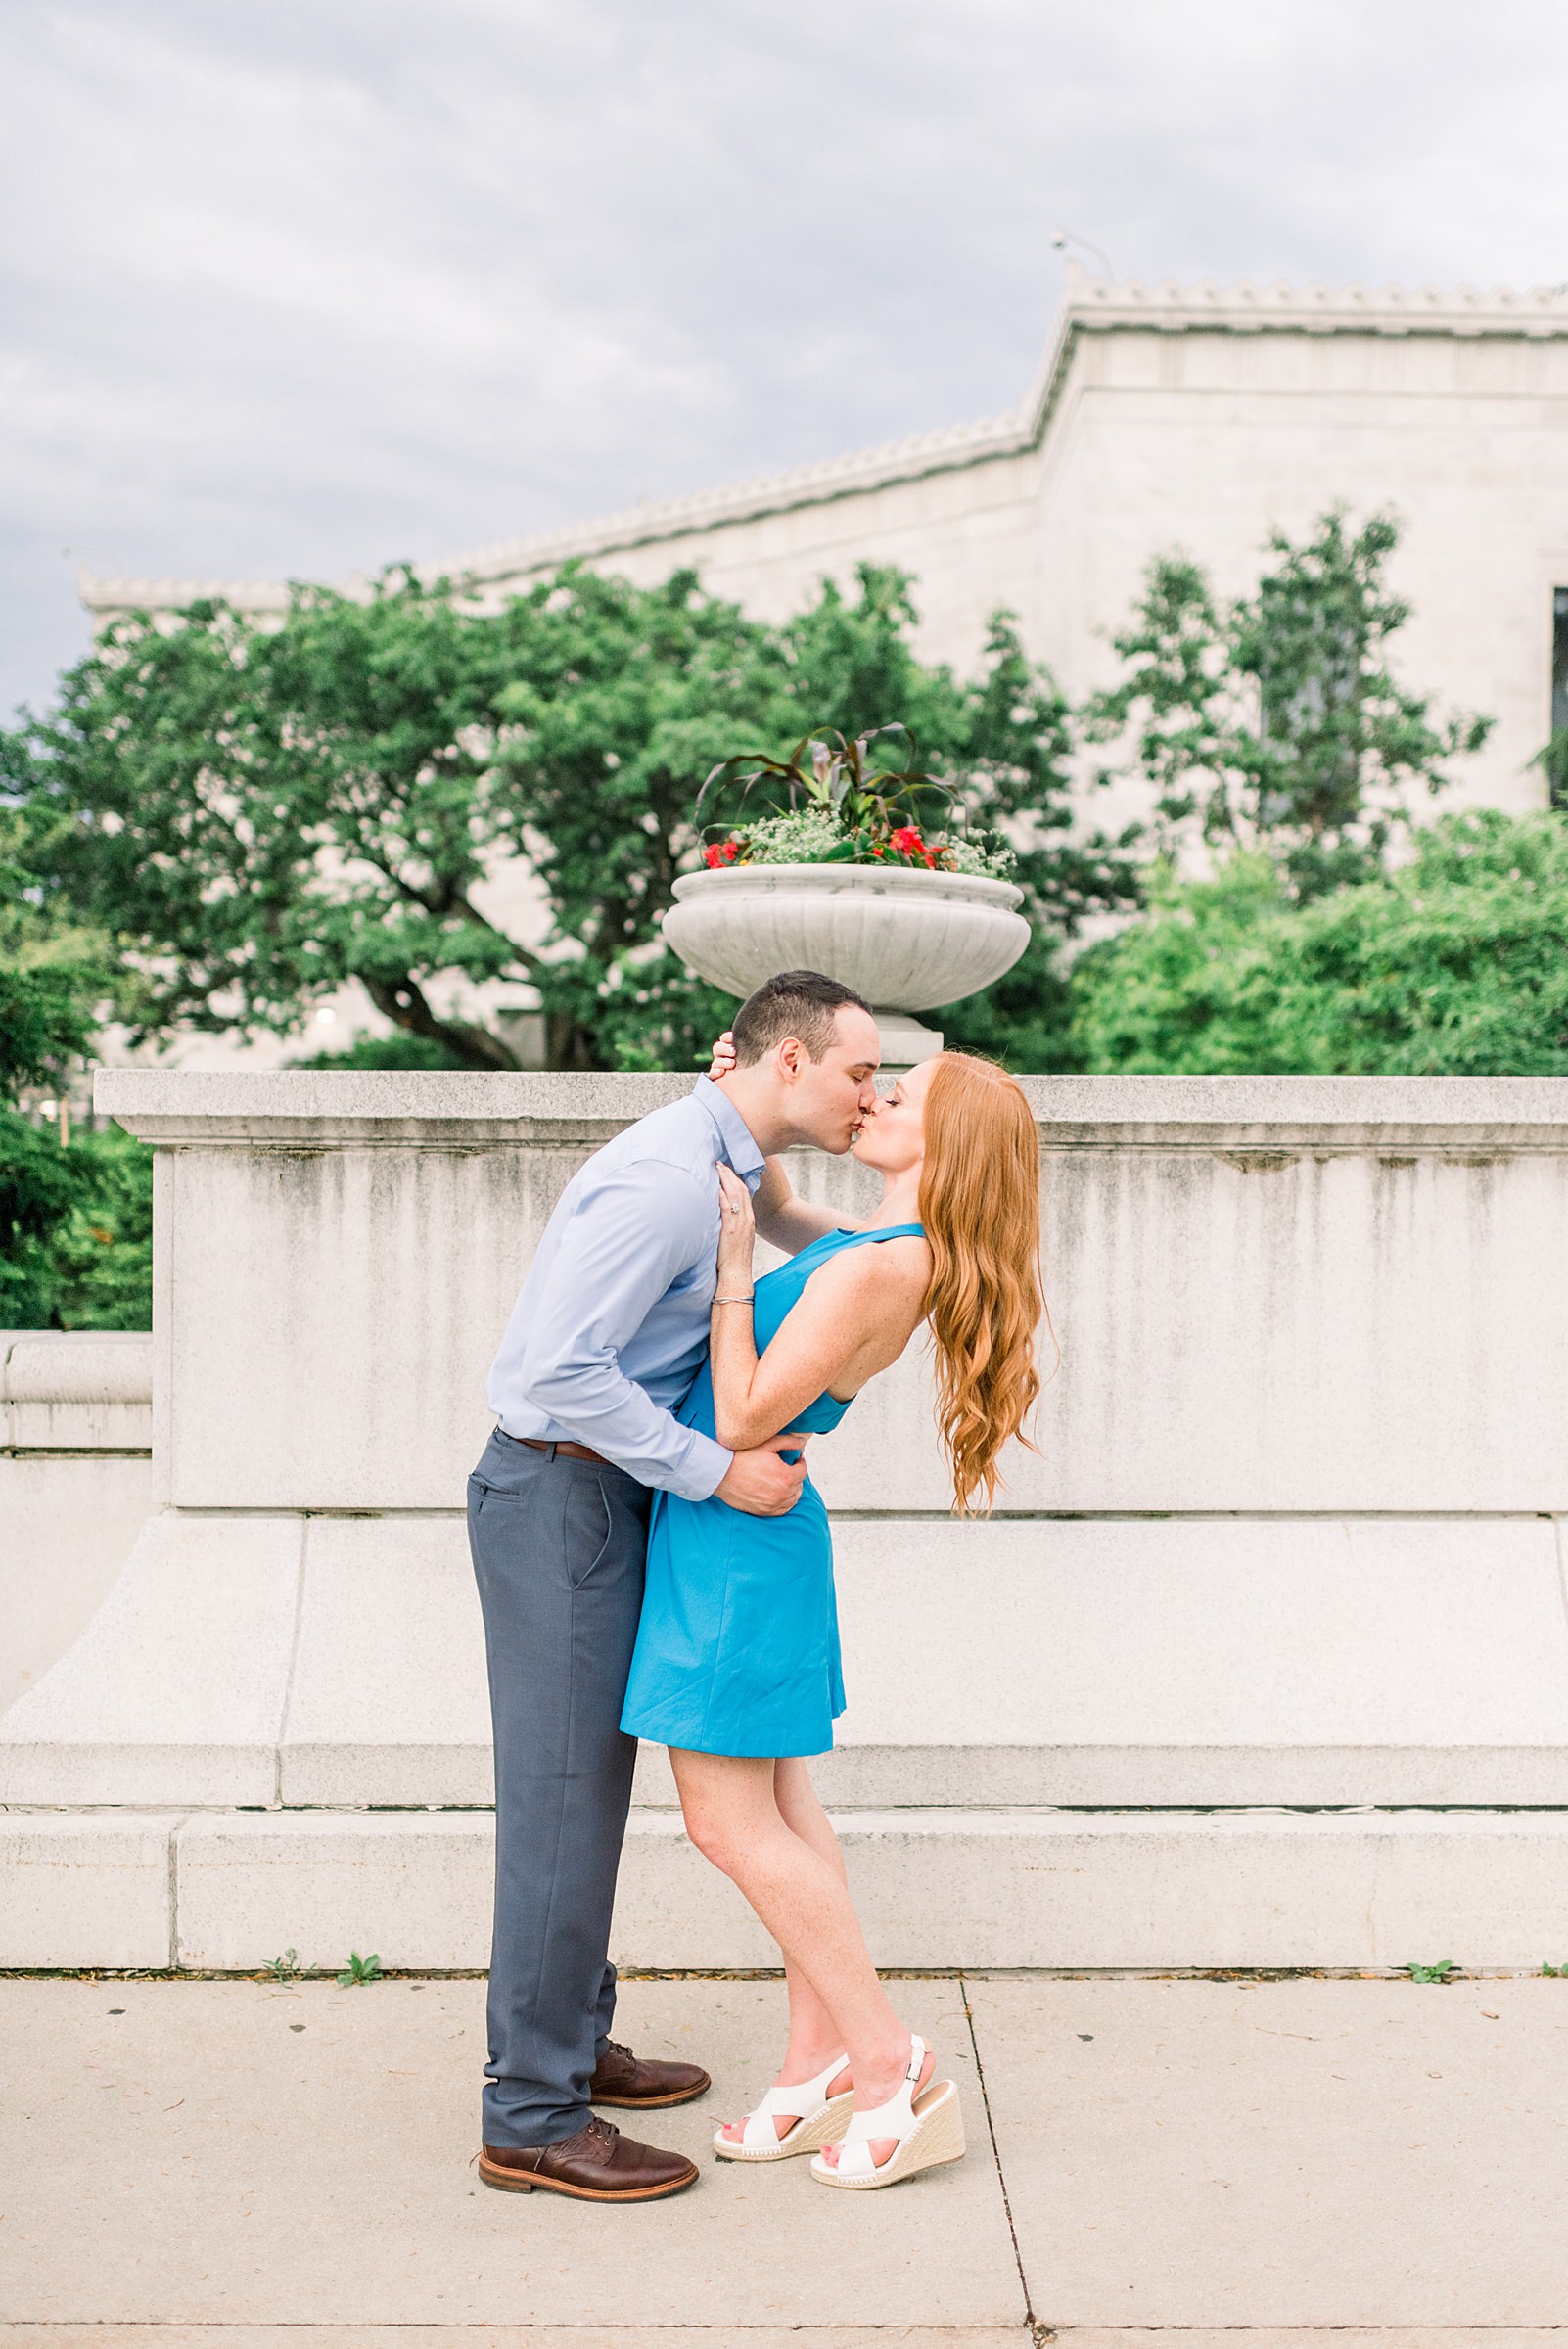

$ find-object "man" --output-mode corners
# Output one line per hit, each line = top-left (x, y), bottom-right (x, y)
(469, 970), (881, 2203)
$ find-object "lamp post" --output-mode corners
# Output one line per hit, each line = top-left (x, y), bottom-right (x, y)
(1051, 227), (1117, 283)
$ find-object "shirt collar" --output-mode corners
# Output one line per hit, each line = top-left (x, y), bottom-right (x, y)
(693, 1075), (766, 1184)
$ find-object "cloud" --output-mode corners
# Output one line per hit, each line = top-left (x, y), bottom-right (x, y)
(3, 0), (1567, 715)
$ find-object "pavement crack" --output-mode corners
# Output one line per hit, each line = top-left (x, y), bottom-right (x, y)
(959, 1964), (1037, 2333)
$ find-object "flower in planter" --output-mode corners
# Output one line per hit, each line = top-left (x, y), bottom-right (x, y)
(890, 824), (939, 867)
(695, 727), (1015, 880)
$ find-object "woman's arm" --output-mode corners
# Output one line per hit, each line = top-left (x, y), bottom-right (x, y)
(753, 1154), (843, 1255)
(709, 1164), (765, 1447)
(709, 1167), (927, 1452)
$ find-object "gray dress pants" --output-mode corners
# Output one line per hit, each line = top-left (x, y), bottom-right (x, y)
(467, 1428), (652, 2147)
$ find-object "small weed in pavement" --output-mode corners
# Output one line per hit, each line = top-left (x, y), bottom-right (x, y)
(264, 1949), (300, 1979)
(1403, 1959), (1458, 1984)
(338, 1951), (384, 1987)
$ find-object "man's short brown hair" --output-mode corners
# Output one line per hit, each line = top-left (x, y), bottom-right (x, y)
(730, 970), (873, 1066)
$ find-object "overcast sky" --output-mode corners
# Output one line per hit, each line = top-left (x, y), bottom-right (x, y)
(4, 0), (1567, 718)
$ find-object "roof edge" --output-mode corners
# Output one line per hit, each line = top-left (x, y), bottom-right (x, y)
(81, 272), (1568, 620)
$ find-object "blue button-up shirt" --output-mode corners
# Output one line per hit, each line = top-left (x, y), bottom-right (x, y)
(486, 1077), (765, 1499)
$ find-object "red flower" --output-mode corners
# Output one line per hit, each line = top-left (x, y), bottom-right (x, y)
(704, 837), (740, 868)
(890, 825), (925, 856)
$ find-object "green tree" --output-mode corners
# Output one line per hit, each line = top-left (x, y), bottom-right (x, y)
(1, 823), (96, 1319)
(1067, 855), (1290, 1075)
(0, 981), (82, 1323)
(0, 819), (152, 1326)
(1071, 811), (1568, 1075)
(39, 1130), (154, 1329)
(1534, 727), (1568, 810)
(4, 563), (1132, 1074)
(1086, 510), (1493, 897)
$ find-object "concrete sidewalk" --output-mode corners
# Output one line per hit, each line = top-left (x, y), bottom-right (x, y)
(2, 1971), (1566, 2346)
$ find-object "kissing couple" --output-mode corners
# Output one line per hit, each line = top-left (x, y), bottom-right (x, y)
(467, 970), (1041, 2203)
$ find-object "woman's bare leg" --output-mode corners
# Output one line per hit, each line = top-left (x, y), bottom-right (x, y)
(771, 1759), (853, 2096)
(715, 1759), (850, 2140)
(672, 1748), (933, 2163)
(767, 1758), (935, 2166)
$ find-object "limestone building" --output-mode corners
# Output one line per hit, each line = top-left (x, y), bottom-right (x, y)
(85, 270), (1568, 817)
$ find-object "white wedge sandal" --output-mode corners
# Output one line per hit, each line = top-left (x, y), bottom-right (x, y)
(809, 2035), (965, 2190)
(713, 2051), (854, 2162)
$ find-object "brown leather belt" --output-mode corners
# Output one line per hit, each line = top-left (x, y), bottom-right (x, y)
(508, 1434), (611, 1468)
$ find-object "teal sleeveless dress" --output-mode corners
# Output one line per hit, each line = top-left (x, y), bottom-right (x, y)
(621, 1221), (925, 1759)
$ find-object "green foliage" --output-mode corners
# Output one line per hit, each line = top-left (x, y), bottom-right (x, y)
(0, 819), (148, 1323)
(700, 719), (948, 836)
(0, 1112), (79, 1317)
(0, 812), (106, 1106)
(264, 1949), (301, 1979)
(1072, 812), (1568, 1076)
(576, 961), (739, 1078)
(337, 1951), (383, 1986)
(697, 721), (1015, 874)
(3, 563), (1130, 1074)
(1070, 856), (1290, 1075)
(6, 576), (524, 1068)
(1534, 726), (1568, 809)
(938, 933), (1080, 1074)
(1402, 1961), (1458, 1984)
(3, 514), (1508, 1083)
(0, 962), (96, 1095)
(1086, 511), (1493, 898)
(291, 1030), (469, 1071)
(42, 1128), (154, 1328)
(0, 1126), (153, 1330)
(0, 934), (93, 1311)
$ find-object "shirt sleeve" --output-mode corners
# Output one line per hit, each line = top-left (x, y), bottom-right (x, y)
(508, 1157), (733, 1499)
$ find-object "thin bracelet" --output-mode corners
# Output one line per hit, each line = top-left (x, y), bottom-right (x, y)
(714, 1292), (754, 1304)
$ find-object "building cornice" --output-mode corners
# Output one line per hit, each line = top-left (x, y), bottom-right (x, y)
(80, 273), (1568, 622)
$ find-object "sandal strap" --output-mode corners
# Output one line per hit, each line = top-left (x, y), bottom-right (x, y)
(739, 2051), (850, 2147)
(837, 2035), (927, 2175)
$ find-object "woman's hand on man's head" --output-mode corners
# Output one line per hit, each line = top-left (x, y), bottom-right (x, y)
(707, 1031), (737, 1081)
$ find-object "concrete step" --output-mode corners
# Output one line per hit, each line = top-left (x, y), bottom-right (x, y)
(8, 1805), (1568, 1973)
(9, 1508), (1568, 1808)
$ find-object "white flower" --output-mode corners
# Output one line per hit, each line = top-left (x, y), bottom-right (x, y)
(724, 807), (1017, 878)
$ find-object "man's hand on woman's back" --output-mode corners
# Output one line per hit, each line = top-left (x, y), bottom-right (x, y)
(716, 1435), (810, 1516)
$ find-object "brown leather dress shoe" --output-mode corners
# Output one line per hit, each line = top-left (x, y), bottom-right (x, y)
(480, 2115), (699, 2201)
(590, 2036), (712, 2109)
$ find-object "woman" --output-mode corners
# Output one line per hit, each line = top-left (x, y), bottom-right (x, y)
(621, 1047), (1043, 2190)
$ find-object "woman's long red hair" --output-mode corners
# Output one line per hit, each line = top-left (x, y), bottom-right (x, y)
(917, 1052), (1045, 1513)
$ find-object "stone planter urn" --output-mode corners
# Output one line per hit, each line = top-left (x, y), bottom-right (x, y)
(662, 861), (1030, 1063)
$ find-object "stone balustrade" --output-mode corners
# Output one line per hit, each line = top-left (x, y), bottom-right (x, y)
(5, 1070), (1568, 1973)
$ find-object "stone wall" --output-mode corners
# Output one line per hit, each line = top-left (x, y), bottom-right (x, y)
(0, 1332), (153, 1712)
(5, 1070), (1568, 1971)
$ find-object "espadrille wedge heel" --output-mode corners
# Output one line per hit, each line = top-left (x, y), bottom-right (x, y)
(713, 2051), (854, 2161)
(809, 2035), (965, 2190)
